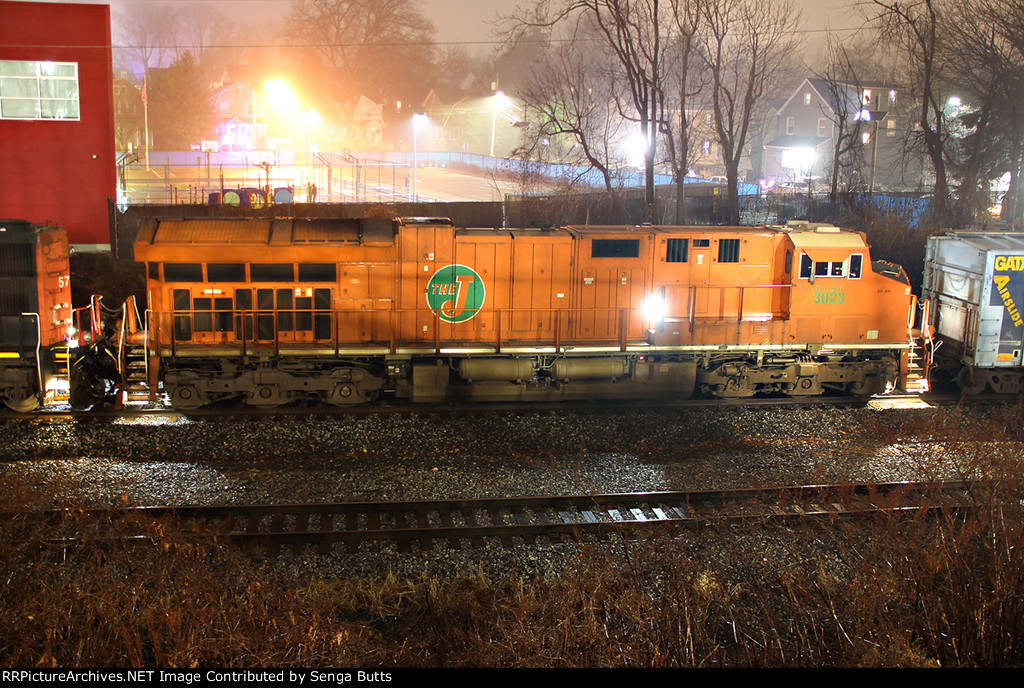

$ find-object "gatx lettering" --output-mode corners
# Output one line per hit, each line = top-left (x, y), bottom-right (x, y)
(995, 255), (1024, 271)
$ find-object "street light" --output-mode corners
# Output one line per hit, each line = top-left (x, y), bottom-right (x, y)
(412, 112), (427, 202)
(490, 91), (511, 157)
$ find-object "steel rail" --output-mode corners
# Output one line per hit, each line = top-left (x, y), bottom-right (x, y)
(18, 480), (992, 555)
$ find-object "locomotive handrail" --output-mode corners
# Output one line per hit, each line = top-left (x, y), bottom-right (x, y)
(142, 293), (886, 360)
(149, 305), (648, 356)
(146, 282), (798, 355)
(22, 313), (42, 394)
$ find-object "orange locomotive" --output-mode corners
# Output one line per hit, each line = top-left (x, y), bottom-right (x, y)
(132, 217), (915, 409)
(0, 220), (74, 411)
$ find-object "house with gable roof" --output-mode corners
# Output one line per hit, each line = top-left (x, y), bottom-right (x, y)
(764, 77), (919, 193)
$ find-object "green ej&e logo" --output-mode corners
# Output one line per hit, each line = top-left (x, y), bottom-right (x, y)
(425, 264), (486, 323)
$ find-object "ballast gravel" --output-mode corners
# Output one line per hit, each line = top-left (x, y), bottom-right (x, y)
(0, 401), (1008, 581)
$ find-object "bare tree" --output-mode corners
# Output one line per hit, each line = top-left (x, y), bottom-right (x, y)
(177, 3), (233, 64)
(113, 2), (182, 76)
(988, 0), (1024, 226)
(282, 0), (437, 113)
(699, 0), (801, 225)
(815, 36), (871, 201)
(661, 0), (708, 222)
(506, 1), (673, 221)
(868, 0), (954, 222)
(517, 31), (630, 194)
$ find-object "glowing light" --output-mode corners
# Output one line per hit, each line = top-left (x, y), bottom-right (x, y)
(627, 131), (650, 168)
(781, 147), (815, 174)
(264, 80), (298, 111)
(642, 292), (665, 324)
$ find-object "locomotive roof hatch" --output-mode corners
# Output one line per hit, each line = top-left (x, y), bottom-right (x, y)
(786, 227), (868, 250)
(135, 217), (397, 252)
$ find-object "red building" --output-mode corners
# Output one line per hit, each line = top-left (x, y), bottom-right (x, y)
(0, 1), (116, 250)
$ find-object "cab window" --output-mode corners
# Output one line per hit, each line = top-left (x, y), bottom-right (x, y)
(800, 252), (862, 279)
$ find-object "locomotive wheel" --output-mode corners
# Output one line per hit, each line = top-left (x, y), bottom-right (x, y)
(327, 382), (374, 406)
(4, 394), (40, 412)
(246, 384), (285, 408)
(956, 367), (986, 395)
(169, 384), (206, 411)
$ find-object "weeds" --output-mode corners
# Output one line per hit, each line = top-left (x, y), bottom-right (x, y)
(2, 408), (1023, 667)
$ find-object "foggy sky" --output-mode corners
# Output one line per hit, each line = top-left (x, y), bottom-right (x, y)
(9, 0), (858, 47)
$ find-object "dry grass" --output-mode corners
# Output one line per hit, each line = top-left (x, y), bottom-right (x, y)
(2, 408), (1023, 668)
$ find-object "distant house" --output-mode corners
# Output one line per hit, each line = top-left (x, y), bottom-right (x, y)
(765, 77), (913, 192)
(417, 88), (524, 157)
(341, 95), (386, 152)
(419, 88), (477, 154)
(210, 82), (267, 152)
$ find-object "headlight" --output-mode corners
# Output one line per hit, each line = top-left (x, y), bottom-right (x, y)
(642, 293), (665, 324)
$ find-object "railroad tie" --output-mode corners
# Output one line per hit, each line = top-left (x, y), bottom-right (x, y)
(319, 513), (334, 554)
(294, 513), (310, 555)
(514, 508), (534, 545)
(462, 509), (485, 548)
(438, 508), (461, 549)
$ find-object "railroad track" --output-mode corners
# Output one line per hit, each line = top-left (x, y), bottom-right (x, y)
(23, 480), (987, 556)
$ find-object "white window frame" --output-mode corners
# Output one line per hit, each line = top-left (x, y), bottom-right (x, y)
(799, 252), (864, 279)
(0, 60), (80, 121)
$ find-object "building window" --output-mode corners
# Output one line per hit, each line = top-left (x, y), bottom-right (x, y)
(887, 118), (896, 137)
(786, 116), (795, 135)
(431, 126), (444, 141)
(0, 60), (80, 120)
(818, 118), (828, 137)
(803, 92), (811, 105)
(863, 89), (873, 105)
(702, 140), (712, 155)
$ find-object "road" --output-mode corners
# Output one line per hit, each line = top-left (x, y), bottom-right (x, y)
(411, 167), (560, 202)
(121, 163), (564, 205)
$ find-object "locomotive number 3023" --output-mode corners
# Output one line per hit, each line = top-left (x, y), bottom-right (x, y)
(812, 286), (845, 305)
